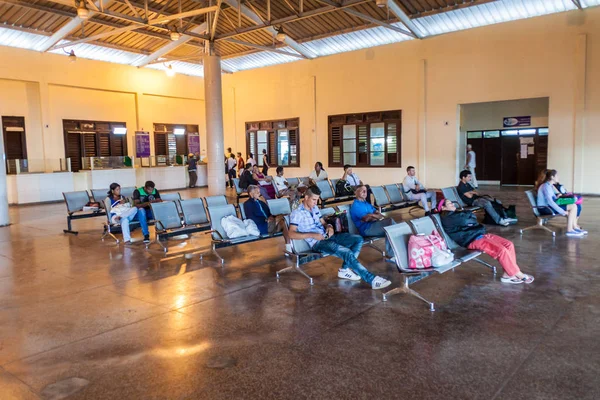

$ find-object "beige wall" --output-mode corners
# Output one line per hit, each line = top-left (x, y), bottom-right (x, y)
(0, 47), (206, 173)
(221, 7), (600, 193)
(0, 6), (599, 194)
(461, 98), (549, 132)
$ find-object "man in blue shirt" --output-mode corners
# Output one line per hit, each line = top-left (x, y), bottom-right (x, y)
(289, 185), (391, 290)
(350, 185), (396, 260)
(243, 185), (291, 252)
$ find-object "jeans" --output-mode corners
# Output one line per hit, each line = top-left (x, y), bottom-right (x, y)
(228, 169), (237, 188)
(407, 190), (436, 212)
(361, 218), (396, 257)
(312, 233), (375, 284)
(188, 170), (197, 187)
(468, 234), (520, 276)
(118, 207), (139, 241)
(473, 197), (502, 224)
(136, 207), (152, 236)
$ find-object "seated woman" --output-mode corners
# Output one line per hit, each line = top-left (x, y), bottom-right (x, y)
(308, 161), (328, 186)
(536, 169), (586, 237)
(438, 198), (534, 284)
(273, 166), (299, 204)
(107, 182), (139, 244)
(251, 164), (276, 199)
(243, 185), (291, 253)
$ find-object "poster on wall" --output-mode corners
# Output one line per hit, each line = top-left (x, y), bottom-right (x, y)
(188, 133), (200, 155)
(503, 116), (531, 127)
(135, 131), (151, 158)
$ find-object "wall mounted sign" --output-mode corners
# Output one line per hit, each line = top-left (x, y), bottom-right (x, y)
(187, 133), (200, 155)
(503, 116), (531, 127)
(135, 131), (151, 158)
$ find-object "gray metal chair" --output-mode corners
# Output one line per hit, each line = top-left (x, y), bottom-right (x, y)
(120, 186), (136, 200)
(160, 192), (181, 202)
(178, 198), (218, 260)
(330, 178), (340, 190)
(519, 190), (564, 236)
(62, 191), (105, 234)
(430, 214), (496, 273)
(287, 177), (300, 186)
(382, 222), (443, 311)
(150, 201), (185, 252)
(204, 195), (228, 208)
(372, 186), (392, 210)
(384, 184), (409, 208)
(267, 198), (292, 216)
(232, 178), (249, 204)
(442, 187), (480, 212)
(398, 183), (421, 207)
(408, 217), (462, 272)
(317, 180), (335, 203)
(90, 189), (108, 204)
(337, 203), (385, 257)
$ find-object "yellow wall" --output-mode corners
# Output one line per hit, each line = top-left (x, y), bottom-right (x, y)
(1, 6), (599, 193)
(221, 7), (600, 193)
(0, 46), (206, 173)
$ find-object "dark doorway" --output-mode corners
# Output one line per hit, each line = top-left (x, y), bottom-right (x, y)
(2, 116), (28, 174)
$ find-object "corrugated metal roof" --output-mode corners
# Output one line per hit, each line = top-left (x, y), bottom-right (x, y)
(221, 47), (301, 72)
(146, 60), (204, 77)
(302, 22), (413, 58)
(0, 25), (45, 50)
(49, 41), (146, 65)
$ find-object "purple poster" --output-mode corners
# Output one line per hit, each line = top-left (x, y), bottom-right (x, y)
(187, 133), (200, 155)
(503, 116), (531, 127)
(135, 131), (151, 157)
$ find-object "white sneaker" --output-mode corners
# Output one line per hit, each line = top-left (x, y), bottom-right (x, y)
(338, 268), (361, 281)
(499, 219), (510, 226)
(371, 276), (392, 290)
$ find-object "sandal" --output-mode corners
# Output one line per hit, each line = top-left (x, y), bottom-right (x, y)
(520, 274), (534, 284)
(500, 276), (524, 285)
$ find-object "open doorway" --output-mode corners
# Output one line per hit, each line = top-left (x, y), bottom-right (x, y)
(460, 98), (549, 186)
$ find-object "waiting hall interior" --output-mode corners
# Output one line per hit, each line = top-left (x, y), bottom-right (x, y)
(1, 0), (600, 399)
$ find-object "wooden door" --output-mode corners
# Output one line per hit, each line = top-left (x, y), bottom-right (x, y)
(65, 131), (82, 172)
(2, 116), (27, 160)
(517, 137), (537, 185)
(482, 137), (501, 180)
(501, 136), (520, 185)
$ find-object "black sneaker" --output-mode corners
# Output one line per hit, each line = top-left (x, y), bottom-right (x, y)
(143, 235), (150, 244)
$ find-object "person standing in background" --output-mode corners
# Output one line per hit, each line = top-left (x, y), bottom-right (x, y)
(187, 153), (197, 188)
(247, 153), (256, 168)
(227, 153), (237, 189)
(464, 144), (478, 189)
(262, 149), (271, 175)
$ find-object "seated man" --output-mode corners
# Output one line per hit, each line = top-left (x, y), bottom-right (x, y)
(438, 198), (534, 284)
(402, 166), (436, 215)
(132, 180), (162, 243)
(243, 185), (291, 253)
(289, 185), (391, 290)
(349, 185), (396, 260)
(273, 166), (299, 204)
(342, 165), (372, 204)
(456, 170), (516, 226)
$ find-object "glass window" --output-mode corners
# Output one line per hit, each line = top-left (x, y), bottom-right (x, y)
(467, 131), (482, 139)
(538, 128), (549, 136)
(277, 130), (289, 166)
(502, 130), (519, 136)
(343, 125), (357, 166)
(257, 130), (268, 166)
(369, 122), (385, 166)
(483, 130), (500, 138)
(519, 129), (536, 135)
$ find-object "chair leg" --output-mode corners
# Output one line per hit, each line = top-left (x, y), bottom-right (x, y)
(276, 255), (314, 285)
(365, 242), (385, 257)
(382, 277), (435, 311)
(199, 244), (225, 265)
(472, 257), (497, 275)
(520, 219), (555, 237)
(101, 225), (119, 243)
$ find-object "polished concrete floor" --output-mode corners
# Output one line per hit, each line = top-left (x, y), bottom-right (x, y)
(0, 186), (599, 400)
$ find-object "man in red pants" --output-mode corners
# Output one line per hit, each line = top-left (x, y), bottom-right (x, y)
(437, 199), (534, 284)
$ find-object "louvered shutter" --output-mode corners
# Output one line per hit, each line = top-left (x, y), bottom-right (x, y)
(66, 132), (82, 172)
(247, 132), (257, 159)
(269, 132), (277, 166)
(112, 135), (125, 157)
(155, 133), (167, 156)
(330, 126), (342, 166)
(357, 125), (368, 165)
(288, 129), (298, 166)
(386, 122), (398, 164)
(82, 133), (97, 157)
(99, 133), (111, 157)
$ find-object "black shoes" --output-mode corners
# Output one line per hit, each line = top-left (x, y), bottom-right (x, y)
(143, 235), (150, 244)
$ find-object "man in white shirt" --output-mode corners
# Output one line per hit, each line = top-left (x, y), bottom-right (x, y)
(402, 166), (436, 215)
(273, 166), (298, 203)
(342, 165), (373, 204)
(464, 144), (478, 188)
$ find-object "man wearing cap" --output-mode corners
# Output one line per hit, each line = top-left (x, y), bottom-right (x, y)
(187, 153), (197, 188)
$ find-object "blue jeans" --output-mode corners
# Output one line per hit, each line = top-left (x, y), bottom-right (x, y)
(136, 207), (152, 236)
(361, 218), (396, 257)
(312, 233), (375, 284)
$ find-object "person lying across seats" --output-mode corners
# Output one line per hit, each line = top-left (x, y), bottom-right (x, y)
(349, 185), (396, 261)
(536, 169), (586, 237)
(107, 182), (139, 244)
(456, 169), (517, 226)
(288, 185), (391, 290)
(402, 165), (436, 215)
(244, 185), (292, 253)
(342, 165), (372, 204)
(437, 198), (534, 284)
(132, 180), (162, 243)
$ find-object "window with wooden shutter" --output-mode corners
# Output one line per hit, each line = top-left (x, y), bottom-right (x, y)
(2, 116), (27, 161)
(99, 133), (111, 157)
(246, 118), (300, 168)
(82, 133), (97, 157)
(154, 133), (167, 156)
(328, 111), (401, 168)
(65, 132), (82, 172)
(62, 120), (127, 170)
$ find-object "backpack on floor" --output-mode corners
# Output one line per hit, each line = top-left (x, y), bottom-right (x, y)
(335, 179), (354, 197)
(323, 211), (349, 234)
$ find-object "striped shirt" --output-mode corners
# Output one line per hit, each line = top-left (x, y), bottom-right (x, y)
(290, 203), (325, 248)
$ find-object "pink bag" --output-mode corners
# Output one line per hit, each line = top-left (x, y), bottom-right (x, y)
(407, 231), (448, 269)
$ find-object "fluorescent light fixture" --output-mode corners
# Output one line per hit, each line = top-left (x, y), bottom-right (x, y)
(173, 128), (186, 135)
(113, 127), (127, 135)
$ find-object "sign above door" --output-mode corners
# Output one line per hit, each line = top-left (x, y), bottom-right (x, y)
(503, 116), (531, 127)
